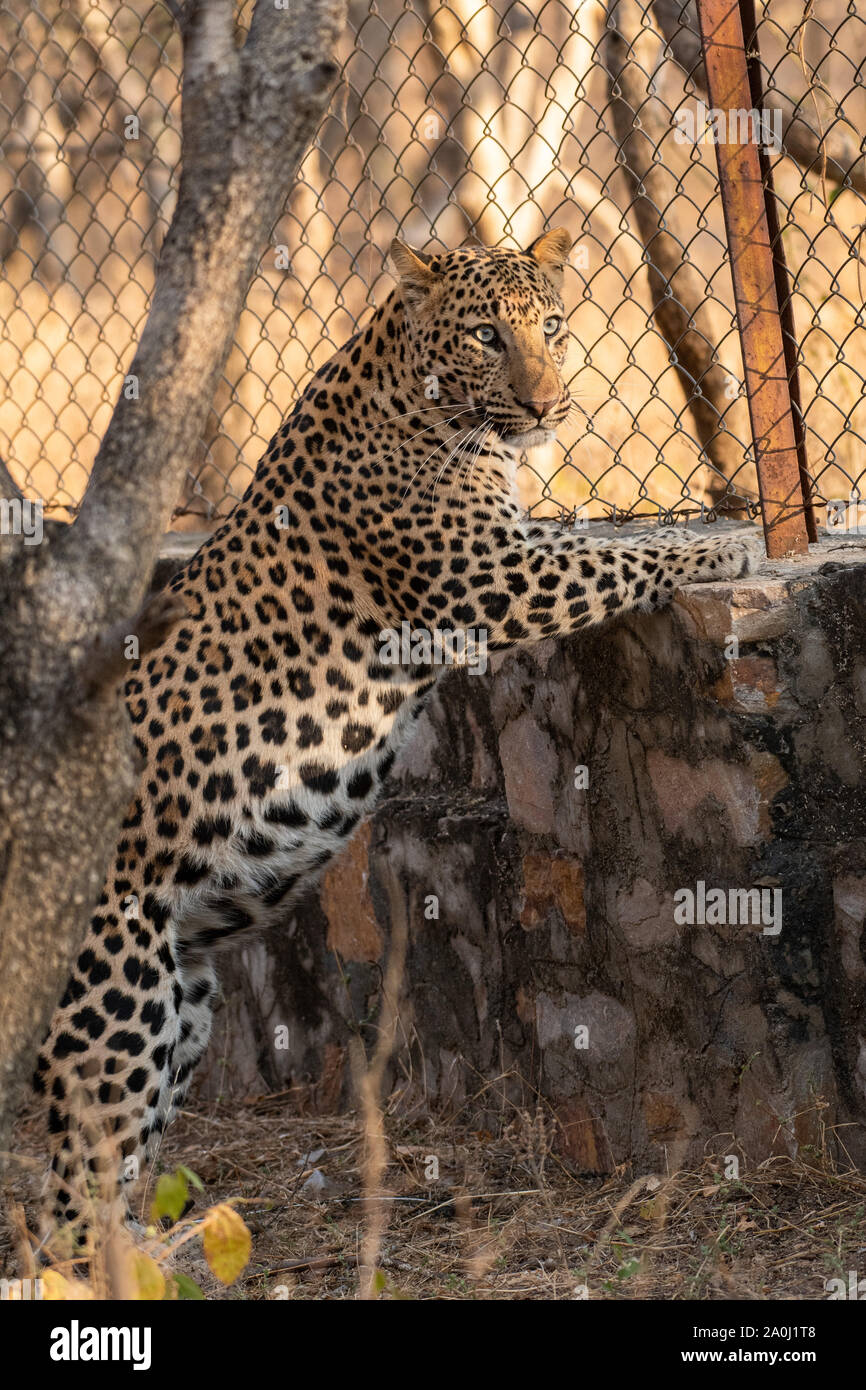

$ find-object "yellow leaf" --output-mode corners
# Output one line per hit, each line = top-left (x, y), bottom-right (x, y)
(41, 1270), (70, 1301)
(202, 1204), (251, 1285)
(42, 1270), (94, 1300)
(129, 1251), (166, 1301)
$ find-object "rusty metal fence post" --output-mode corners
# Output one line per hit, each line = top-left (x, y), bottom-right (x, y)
(695, 0), (816, 557)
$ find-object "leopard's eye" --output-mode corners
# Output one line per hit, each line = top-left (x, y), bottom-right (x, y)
(471, 324), (500, 347)
(543, 315), (563, 337)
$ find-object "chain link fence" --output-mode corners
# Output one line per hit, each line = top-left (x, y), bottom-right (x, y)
(1, 0), (865, 529)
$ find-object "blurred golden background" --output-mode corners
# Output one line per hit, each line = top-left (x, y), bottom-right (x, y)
(1, 0), (864, 527)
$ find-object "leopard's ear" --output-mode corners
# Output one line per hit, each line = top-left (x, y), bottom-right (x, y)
(526, 227), (572, 287)
(389, 238), (438, 305)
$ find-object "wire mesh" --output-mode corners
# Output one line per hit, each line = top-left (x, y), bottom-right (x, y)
(1, 0), (864, 529)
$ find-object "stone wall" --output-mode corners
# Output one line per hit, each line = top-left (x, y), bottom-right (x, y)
(163, 530), (866, 1173)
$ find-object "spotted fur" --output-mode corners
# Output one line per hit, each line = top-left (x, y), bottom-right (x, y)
(35, 230), (762, 1221)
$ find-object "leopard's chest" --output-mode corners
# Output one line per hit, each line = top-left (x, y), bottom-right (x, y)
(158, 672), (433, 952)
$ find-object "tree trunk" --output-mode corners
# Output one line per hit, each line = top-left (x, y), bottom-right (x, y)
(0, 0), (346, 1171)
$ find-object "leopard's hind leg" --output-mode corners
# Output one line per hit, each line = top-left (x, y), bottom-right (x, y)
(34, 883), (184, 1233)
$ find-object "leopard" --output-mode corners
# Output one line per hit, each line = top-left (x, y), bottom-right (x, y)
(34, 226), (763, 1226)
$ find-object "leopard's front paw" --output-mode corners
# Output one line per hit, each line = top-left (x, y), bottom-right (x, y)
(714, 530), (765, 580)
(679, 528), (765, 585)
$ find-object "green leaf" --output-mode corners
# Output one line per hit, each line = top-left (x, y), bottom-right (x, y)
(178, 1164), (204, 1193)
(167, 1272), (206, 1301)
(150, 1168), (189, 1225)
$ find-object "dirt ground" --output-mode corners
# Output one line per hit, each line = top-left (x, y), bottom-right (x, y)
(4, 1096), (865, 1301)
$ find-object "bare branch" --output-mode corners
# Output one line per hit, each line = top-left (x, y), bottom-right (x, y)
(0, 458), (24, 502)
(653, 0), (866, 197)
(245, 0), (344, 118)
(163, 0), (196, 35)
(183, 0), (236, 83)
(60, 0), (345, 628)
(606, 0), (745, 500)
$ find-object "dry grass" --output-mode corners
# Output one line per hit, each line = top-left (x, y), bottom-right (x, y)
(4, 1097), (865, 1300)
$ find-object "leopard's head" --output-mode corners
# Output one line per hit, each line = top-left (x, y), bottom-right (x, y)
(389, 230), (573, 448)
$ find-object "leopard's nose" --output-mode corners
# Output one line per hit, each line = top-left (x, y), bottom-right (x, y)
(517, 392), (558, 421)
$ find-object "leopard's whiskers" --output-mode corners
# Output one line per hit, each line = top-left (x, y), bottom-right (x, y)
(378, 406), (476, 466)
(457, 423), (488, 489)
(419, 428), (474, 506)
(427, 424), (482, 506)
(393, 413), (478, 509)
(450, 423), (488, 503)
(381, 400), (472, 428)
(563, 390), (605, 426)
(457, 422), (491, 502)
